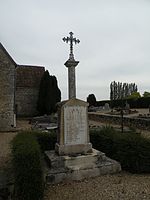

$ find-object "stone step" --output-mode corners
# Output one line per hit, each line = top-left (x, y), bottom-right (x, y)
(45, 149), (106, 169)
(45, 149), (121, 184)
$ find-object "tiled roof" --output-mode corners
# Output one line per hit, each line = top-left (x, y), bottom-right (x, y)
(16, 65), (45, 88)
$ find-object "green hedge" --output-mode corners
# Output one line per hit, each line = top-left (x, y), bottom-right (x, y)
(90, 126), (150, 173)
(12, 132), (44, 200)
(12, 127), (150, 197)
(33, 130), (57, 152)
(90, 126), (117, 156)
(31, 128), (150, 173)
(113, 133), (150, 173)
(28, 128), (150, 173)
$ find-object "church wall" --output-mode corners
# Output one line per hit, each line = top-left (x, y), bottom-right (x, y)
(16, 87), (39, 117)
(0, 47), (15, 131)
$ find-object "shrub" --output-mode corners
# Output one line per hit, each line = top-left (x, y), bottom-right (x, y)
(12, 132), (44, 200)
(87, 94), (97, 106)
(113, 133), (150, 173)
(15, 128), (150, 175)
(33, 130), (57, 152)
(90, 126), (150, 173)
(90, 126), (117, 156)
(37, 70), (61, 115)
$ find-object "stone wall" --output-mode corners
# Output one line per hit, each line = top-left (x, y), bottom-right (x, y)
(16, 87), (39, 117)
(0, 45), (15, 131)
(0, 43), (45, 130)
(88, 113), (150, 130)
(16, 65), (45, 117)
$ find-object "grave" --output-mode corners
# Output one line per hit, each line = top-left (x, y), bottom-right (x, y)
(45, 32), (121, 183)
(31, 114), (58, 131)
(55, 98), (92, 156)
(104, 103), (110, 111)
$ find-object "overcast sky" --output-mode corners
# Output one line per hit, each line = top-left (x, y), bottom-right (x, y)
(0, 0), (150, 101)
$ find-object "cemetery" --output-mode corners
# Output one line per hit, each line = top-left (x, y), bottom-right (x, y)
(0, 32), (150, 199)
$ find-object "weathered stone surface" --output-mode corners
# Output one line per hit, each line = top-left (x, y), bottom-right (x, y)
(55, 143), (92, 156)
(64, 105), (87, 145)
(56, 98), (92, 155)
(64, 60), (79, 99)
(0, 43), (16, 131)
(45, 149), (121, 184)
(16, 87), (39, 117)
(16, 65), (45, 117)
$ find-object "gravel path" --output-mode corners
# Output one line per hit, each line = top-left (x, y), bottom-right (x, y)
(44, 172), (150, 200)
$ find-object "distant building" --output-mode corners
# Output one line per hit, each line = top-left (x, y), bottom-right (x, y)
(0, 43), (45, 131)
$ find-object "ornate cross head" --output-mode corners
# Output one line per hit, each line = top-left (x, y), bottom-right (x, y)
(63, 32), (80, 60)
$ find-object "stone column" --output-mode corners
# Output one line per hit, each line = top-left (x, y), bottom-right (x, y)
(64, 59), (79, 99)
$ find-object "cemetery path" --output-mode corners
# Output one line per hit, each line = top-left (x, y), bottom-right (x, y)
(44, 172), (150, 200)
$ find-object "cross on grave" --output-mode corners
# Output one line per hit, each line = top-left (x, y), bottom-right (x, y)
(63, 32), (80, 61)
(63, 32), (80, 99)
(44, 32), (121, 184)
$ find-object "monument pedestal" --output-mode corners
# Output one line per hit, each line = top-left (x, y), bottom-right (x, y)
(45, 149), (121, 184)
(55, 143), (92, 156)
(45, 98), (121, 184)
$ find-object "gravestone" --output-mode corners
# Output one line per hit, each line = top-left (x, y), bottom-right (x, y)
(104, 103), (110, 111)
(45, 32), (121, 184)
(55, 99), (92, 155)
(125, 102), (130, 110)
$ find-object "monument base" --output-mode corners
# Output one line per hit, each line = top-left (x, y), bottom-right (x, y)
(45, 149), (121, 184)
(55, 142), (92, 156)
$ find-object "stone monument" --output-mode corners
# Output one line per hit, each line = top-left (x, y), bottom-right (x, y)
(55, 32), (92, 155)
(45, 32), (121, 183)
(55, 98), (92, 156)
(63, 31), (79, 99)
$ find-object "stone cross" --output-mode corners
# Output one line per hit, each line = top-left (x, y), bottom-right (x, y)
(63, 32), (80, 99)
(63, 32), (80, 61)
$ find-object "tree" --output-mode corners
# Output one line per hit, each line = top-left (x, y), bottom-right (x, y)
(37, 70), (61, 115)
(87, 94), (97, 106)
(127, 92), (141, 99)
(110, 81), (138, 100)
(143, 91), (150, 98)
